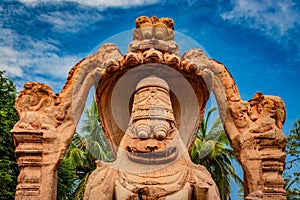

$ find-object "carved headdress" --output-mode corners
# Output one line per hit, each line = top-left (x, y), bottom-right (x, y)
(131, 75), (175, 123)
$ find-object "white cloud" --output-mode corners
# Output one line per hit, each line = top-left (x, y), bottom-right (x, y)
(221, 0), (300, 37)
(0, 23), (82, 92)
(29, 0), (159, 34)
(69, 0), (160, 8)
(0, 47), (25, 77)
(19, 0), (160, 8)
(38, 11), (103, 33)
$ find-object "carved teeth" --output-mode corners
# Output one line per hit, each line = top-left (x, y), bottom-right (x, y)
(126, 146), (178, 164)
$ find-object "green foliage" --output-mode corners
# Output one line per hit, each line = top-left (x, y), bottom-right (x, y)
(57, 96), (114, 199)
(80, 96), (114, 162)
(284, 119), (300, 200)
(284, 172), (300, 200)
(57, 158), (77, 200)
(66, 132), (97, 200)
(190, 106), (243, 200)
(0, 71), (19, 200)
(286, 119), (300, 166)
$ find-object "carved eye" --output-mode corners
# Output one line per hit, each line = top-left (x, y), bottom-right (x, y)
(136, 125), (150, 139)
(141, 27), (153, 39)
(155, 130), (167, 140)
(137, 130), (149, 139)
(154, 27), (167, 40)
(153, 123), (168, 140)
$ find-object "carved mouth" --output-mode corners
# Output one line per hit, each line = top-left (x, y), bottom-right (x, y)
(126, 146), (177, 164)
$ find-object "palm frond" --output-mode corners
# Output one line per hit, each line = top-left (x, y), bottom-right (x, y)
(206, 117), (224, 141)
(190, 106), (243, 200)
(73, 172), (91, 199)
(201, 106), (217, 138)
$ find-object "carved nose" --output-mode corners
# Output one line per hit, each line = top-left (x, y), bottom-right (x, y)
(146, 145), (158, 152)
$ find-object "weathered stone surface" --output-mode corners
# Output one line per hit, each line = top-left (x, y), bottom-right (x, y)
(11, 83), (66, 200)
(11, 44), (122, 199)
(182, 49), (287, 199)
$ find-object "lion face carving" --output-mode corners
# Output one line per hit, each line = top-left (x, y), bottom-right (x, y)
(122, 75), (181, 164)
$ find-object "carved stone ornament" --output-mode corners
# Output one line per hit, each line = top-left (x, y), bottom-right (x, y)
(11, 16), (287, 200)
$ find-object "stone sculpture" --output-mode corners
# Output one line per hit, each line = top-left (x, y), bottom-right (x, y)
(11, 16), (286, 200)
(84, 75), (220, 199)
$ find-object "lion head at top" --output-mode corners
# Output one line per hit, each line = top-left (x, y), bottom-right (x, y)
(135, 16), (174, 30)
(129, 16), (179, 54)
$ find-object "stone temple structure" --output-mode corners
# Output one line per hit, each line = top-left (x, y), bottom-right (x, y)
(11, 16), (286, 199)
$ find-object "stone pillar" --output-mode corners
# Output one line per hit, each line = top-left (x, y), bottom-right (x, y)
(11, 131), (43, 199)
(10, 82), (73, 200)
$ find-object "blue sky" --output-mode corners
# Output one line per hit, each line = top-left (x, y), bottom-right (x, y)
(1, 0), (299, 198)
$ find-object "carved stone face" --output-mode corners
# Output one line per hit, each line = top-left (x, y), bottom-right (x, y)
(123, 76), (180, 164)
(125, 119), (179, 164)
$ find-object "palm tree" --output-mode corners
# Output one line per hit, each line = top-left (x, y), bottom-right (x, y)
(57, 148), (77, 200)
(284, 171), (300, 200)
(57, 132), (92, 200)
(80, 96), (114, 162)
(65, 132), (96, 199)
(284, 119), (300, 200)
(190, 106), (243, 200)
(58, 96), (114, 199)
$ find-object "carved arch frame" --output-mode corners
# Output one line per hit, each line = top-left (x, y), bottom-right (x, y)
(11, 43), (286, 200)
